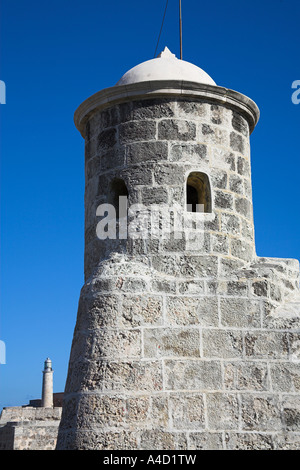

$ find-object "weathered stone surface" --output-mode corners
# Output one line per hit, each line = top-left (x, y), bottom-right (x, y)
(189, 432), (223, 450)
(158, 119), (196, 141)
(127, 141), (168, 164)
(214, 190), (234, 210)
(244, 331), (289, 359)
(170, 393), (205, 430)
(202, 330), (243, 359)
(119, 120), (156, 144)
(97, 127), (117, 154)
(81, 359), (163, 393)
(240, 394), (282, 432)
(121, 294), (163, 327)
(201, 124), (229, 146)
(282, 395), (300, 431)
(140, 430), (187, 450)
(0, 407), (62, 450)
(232, 112), (249, 137)
(230, 131), (244, 153)
(55, 91), (300, 451)
(143, 327), (200, 358)
(270, 363), (300, 392)
(164, 360), (222, 391)
(132, 99), (176, 120)
(166, 296), (218, 327)
(225, 432), (274, 450)
(206, 393), (239, 430)
(220, 298), (261, 328)
(169, 143), (208, 163)
(224, 361), (269, 391)
(177, 100), (208, 119)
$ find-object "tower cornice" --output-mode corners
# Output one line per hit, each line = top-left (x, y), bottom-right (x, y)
(74, 80), (260, 139)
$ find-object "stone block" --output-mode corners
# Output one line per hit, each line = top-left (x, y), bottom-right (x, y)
(141, 186), (169, 205)
(164, 359), (222, 391)
(214, 190), (234, 210)
(125, 396), (151, 424)
(211, 148), (235, 171)
(229, 174), (244, 195)
(220, 212), (241, 236)
(224, 361), (270, 391)
(237, 156), (250, 177)
(76, 394), (125, 428)
(120, 164), (154, 186)
(220, 298), (261, 328)
(230, 131), (244, 153)
(121, 294), (163, 327)
(119, 120), (156, 144)
(132, 99), (176, 120)
(76, 294), (120, 330)
(151, 395), (169, 428)
(91, 328), (142, 359)
(202, 329), (243, 359)
(170, 393), (205, 430)
(188, 432), (224, 450)
(211, 233), (229, 255)
(177, 100), (208, 119)
(140, 430), (187, 450)
(274, 433), (300, 450)
(210, 104), (232, 127)
(166, 296), (219, 327)
(210, 168), (228, 189)
(287, 333), (300, 362)
(127, 141), (168, 165)
(153, 163), (184, 185)
(177, 280), (205, 295)
(251, 280), (269, 298)
(100, 149), (126, 171)
(235, 196), (252, 218)
(201, 124), (229, 146)
(90, 107), (119, 134)
(270, 363), (300, 392)
(231, 112), (249, 137)
(226, 280), (248, 296)
(158, 119), (196, 141)
(169, 143), (208, 164)
(151, 279), (177, 294)
(143, 327), (200, 358)
(245, 331), (289, 359)
(83, 360), (163, 393)
(240, 394), (282, 432)
(97, 128), (117, 154)
(230, 238), (254, 262)
(206, 393), (239, 430)
(225, 432), (274, 450)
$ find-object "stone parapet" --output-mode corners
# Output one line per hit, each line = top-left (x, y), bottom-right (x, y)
(0, 407), (62, 450)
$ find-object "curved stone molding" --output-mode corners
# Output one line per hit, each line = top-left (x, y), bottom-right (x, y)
(74, 80), (260, 138)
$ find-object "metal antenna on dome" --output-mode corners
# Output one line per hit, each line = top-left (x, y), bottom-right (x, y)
(179, 0), (183, 59)
(154, 0), (169, 58)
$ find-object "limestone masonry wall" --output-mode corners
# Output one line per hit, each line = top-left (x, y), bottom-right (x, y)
(0, 407), (62, 450)
(56, 96), (300, 450)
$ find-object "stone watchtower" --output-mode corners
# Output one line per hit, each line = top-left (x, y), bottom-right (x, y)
(57, 48), (300, 450)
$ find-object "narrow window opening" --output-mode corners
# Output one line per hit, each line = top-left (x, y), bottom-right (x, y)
(109, 178), (129, 218)
(186, 172), (212, 213)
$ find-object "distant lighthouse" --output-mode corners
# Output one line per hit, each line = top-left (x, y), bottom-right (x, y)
(41, 358), (53, 408)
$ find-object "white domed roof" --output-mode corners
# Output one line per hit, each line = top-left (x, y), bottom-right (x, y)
(116, 47), (216, 86)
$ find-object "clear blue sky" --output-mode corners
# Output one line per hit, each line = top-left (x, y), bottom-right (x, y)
(0, 0), (299, 411)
